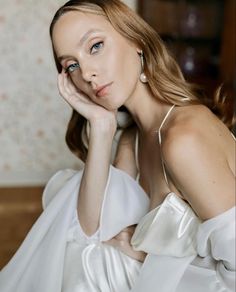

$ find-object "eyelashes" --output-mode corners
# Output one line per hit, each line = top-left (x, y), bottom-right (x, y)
(64, 41), (104, 74)
(65, 63), (80, 73)
(90, 41), (103, 54)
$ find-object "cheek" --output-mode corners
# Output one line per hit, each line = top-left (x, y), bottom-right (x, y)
(119, 53), (140, 89)
(68, 74), (90, 98)
(116, 43), (140, 77)
(70, 72), (82, 87)
(69, 73), (91, 95)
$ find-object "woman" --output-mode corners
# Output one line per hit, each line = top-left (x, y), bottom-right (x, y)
(0, 0), (235, 291)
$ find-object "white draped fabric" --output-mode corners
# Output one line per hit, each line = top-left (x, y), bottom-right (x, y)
(131, 192), (235, 292)
(0, 166), (235, 292)
(0, 166), (149, 292)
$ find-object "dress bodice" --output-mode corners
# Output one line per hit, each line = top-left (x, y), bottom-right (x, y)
(130, 192), (235, 292)
(131, 192), (201, 257)
(59, 166), (149, 292)
(131, 106), (235, 291)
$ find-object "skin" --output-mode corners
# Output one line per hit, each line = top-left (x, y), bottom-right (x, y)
(53, 11), (141, 112)
(52, 10), (235, 261)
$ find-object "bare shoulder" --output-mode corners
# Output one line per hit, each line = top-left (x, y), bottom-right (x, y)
(162, 104), (231, 163)
(161, 104), (235, 220)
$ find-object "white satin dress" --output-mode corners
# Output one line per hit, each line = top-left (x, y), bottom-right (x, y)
(130, 192), (235, 292)
(130, 105), (236, 292)
(0, 106), (235, 292)
(62, 171), (148, 292)
(0, 166), (149, 292)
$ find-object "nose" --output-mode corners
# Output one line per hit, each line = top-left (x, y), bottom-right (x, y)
(80, 60), (97, 83)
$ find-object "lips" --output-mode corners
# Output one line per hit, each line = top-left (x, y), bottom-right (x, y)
(95, 83), (112, 97)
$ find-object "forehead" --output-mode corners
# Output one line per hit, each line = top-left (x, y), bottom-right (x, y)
(52, 11), (115, 52)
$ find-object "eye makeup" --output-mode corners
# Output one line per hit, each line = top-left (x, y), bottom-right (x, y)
(65, 63), (80, 73)
(90, 41), (104, 54)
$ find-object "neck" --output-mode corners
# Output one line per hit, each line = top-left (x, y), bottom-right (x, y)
(124, 82), (173, 136)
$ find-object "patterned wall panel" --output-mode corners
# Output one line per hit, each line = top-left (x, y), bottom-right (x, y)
(0, 0), (136, 186)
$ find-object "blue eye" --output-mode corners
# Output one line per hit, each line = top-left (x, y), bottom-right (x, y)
(90, 42), (103, 54)
(65, 63), (80, 73)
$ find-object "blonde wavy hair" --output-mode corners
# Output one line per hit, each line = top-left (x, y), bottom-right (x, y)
(50, 0), (234, 161)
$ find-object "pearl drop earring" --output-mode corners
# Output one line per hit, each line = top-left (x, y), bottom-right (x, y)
(139, 50), (148, 83)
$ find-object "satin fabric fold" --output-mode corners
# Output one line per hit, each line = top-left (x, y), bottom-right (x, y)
(0, 166), (149, 292)
(0, 170), (82, 292)
(130, 192), (235, 292)
(132, 192), (201, 257)
(63, 240), (142, 292)
(131, 192), (200, 292)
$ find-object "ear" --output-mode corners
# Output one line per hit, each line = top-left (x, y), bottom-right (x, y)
(136, 48), (142, 55)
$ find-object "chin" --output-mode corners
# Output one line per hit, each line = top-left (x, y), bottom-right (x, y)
(100, 96), (125, 111)
(103, 104), (119, 112)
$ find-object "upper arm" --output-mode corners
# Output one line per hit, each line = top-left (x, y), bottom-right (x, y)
(162, 130), (235, 220)
(113, 126), (138, 179)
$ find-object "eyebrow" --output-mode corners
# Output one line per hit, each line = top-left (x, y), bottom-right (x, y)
(58, 28), (103, 62)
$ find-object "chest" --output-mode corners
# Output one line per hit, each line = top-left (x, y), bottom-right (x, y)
(137, 137), (170, 204)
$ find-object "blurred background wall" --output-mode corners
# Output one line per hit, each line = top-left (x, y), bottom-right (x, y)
(139, 0), (235, 115)
(0, 0), (80, 187)
(0, 0), (137, 187)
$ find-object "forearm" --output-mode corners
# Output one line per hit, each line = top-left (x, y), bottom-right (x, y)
(77, 121), (115, 236)
(113, 126), (138, 179)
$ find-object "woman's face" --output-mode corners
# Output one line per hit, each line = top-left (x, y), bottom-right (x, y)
(52, 10), (142, 111)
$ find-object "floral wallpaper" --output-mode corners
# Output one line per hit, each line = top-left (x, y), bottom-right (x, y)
(0, 0), (136, 186)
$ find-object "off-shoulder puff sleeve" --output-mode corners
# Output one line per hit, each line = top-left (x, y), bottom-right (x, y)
(0, 166), (149, 292)
(197, 206), (236, 291)
(42, 165), (149, 242)
(98, 166), (149, 241)
(42, 168), (77, 210)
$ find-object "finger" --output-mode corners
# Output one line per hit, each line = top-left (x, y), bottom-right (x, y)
(58, 73), (93, 117)
(57, 72), (63, 95)
(57, 71), (70, 99)
(104, 239), (146, 262)
(103, 238), (120, 248)
(61, 72), (91, 104)
(62, 70), (74, 97)
(63, 71), (77, 96)
(58, 71), (111, 121)
(59, 72), (80, 104)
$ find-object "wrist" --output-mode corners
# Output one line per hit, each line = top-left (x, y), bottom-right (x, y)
(90, 117), (117, 137)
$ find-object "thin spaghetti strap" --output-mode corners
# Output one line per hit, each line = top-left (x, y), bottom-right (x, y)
(158, 105), (175, 144)
(135, 130), (140, 180)
(158, 105), (176, 188)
